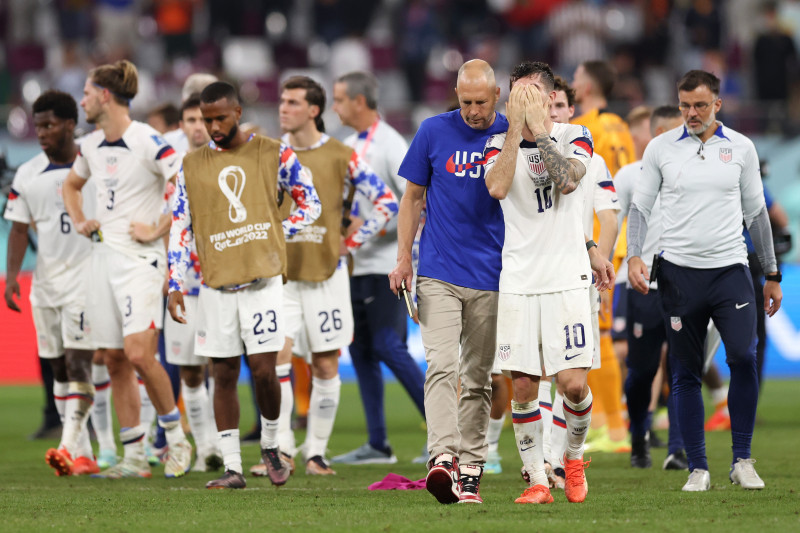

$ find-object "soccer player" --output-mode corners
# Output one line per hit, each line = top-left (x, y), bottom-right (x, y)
(267, 75), (397, 476)
(329, 70), (426, 466)
(627, 70), (781, 491)
(390, 59), (509, 505)
(615, 105), (688, 470)
(168, 81), (321, 489)
(4, 90), (98, 476)
(162, 95), (222, 472)
(62, 59), (193, 478)
(546, 75), (619, 477)
(571, 60), (635, 450)
(484, 61), (596, 505)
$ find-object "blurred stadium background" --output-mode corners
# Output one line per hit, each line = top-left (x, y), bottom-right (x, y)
(1, 0), (799, 382)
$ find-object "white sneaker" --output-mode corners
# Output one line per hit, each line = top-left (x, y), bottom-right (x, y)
(730, 458), (765, 490)
(164, 439), (192, 478)
(682, 468), (710, 492)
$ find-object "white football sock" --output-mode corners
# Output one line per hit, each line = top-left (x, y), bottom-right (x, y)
(138, 379), (156, 442)
(91, 364), (116, 453)
(304, 375), (341, 459)
(218, 428), (242, 474)
(512, 400), (547, 487)
(183, 382), (215, 452)
(486, 414), (505, 453)
(276, 363), (296, 456)
(551, 391), (567, 468)
(538, 380), (553, 463)
(563, 389), (593, 460)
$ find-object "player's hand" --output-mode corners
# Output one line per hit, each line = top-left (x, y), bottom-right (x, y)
(505, 84), (527, 131)
(588, 247), (615, 291)
(129, 221), (158, 243)
(389, 257), (414, 296)
(599, 288), (612, 322)
(75, 219), (100, 238)
(628, 256), (649, 295)
(763, 280), (782, 317)
(167, 291), (187, 324)
(525, 86), (549, 136)
(4, 278), (21, 312)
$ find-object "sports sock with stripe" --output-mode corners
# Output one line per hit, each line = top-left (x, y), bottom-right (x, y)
(538, 380), (553, 462)
(563, 389), (593, 460)
(512, 399), (547, 487)
(276, 363), (296, 456)
(217, 428), (242, 474)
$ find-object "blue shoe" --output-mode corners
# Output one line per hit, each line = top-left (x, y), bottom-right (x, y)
(97, 448), (118, 470)
(484, 450), (502, 475)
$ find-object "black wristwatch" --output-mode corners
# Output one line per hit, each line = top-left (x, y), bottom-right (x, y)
(586, 240), (597, 251)
(765, 271), (782, 283)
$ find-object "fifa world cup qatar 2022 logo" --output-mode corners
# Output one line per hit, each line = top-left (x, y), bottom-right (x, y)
(218, 165), (247, 223)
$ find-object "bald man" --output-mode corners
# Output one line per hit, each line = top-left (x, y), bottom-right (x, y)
(389, 60), (509, 504)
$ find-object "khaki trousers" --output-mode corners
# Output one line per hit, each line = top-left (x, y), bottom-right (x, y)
(417, 277), (498, 465)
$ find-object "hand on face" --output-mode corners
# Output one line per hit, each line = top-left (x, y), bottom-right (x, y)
(505, 84), (527, 130)
(524, 86), (549, 136)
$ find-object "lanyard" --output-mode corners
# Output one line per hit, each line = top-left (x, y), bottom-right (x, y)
(358, 120), (380, 160)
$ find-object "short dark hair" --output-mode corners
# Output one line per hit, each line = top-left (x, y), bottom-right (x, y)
(281, 75), (326, 133)
(148, 103), (180, 128)
(336, 71), (378, 110)
(581, 60), (616, 100)
(650, 105), (682, 135)
(552, 75), (576, 108)
(510, 61), (555, 92)
(200, 81), (239, 105)
(32, 90), (78, 122)
(180, 95), (202, 120)
(677, 70), (721, 96)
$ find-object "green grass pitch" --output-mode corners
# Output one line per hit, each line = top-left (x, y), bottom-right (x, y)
(1, 381), (798, 532)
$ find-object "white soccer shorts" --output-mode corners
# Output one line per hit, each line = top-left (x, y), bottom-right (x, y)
(88, 244), (164, 349)
(194, 275), (285, 358)
(496, 287), (594, 377)
(164, 294), (208, 366)
(32, 302), (94, 358)
(283, 263), (354, 354)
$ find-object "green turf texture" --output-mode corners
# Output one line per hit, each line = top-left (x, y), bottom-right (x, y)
(1, 381), (798, 532)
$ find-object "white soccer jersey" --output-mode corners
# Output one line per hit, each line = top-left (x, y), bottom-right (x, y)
(632, 123), (762, 269)
(163, 128), (189, 155)
(72, 121), (179, 261)
(345, 120), (408, 276)
(581, 153), (620, 237)
(484, 122), (594, 295)
(616, 160), (661, 273)
(4, 152), (95, 307)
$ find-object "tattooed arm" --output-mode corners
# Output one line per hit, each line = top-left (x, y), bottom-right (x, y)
(533, 133), (587, 195)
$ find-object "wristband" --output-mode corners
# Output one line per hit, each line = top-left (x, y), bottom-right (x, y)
(586, 240), (597, 251)
(765, 272), (782, 283)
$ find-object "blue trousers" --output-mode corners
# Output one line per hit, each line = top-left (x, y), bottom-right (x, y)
(623, 288), (684, 454)
(349, 274), (425, 449)
(658, 260), (758, 471)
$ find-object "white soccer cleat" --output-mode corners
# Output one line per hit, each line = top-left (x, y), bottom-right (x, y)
(682, 468), (710, 492)
(730, 458), (765, 490)
(164, 439), (192, 478)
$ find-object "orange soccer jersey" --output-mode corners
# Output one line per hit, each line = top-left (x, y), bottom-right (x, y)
(572, 108), (636, 177)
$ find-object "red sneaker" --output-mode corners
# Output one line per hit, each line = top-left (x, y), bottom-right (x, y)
(457, 464), (483, 504)
(72, 456), (100, 475)
(45, 448), (74, 477)
(426, 453), (460, 504)
(564, 455), (591, 503)
(515, 484), (554, 504)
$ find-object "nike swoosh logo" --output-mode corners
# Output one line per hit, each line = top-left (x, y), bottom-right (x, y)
(520, 446), (535, 452)
(324, 336), (337, 343)
(735, 303), (750, 309)
(612, 198), (619, 203)
(258, 338), (274, 345)
(565, 353), (583, 361)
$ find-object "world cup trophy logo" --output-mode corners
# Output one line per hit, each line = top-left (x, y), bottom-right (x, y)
(218, 165), (247, 223)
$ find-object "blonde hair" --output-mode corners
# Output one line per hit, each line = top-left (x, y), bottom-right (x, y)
(90, 59), (139, 105)
(626, 105), (652, 129)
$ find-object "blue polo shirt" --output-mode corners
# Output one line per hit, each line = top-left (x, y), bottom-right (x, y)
(399, 109), (508, 291)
